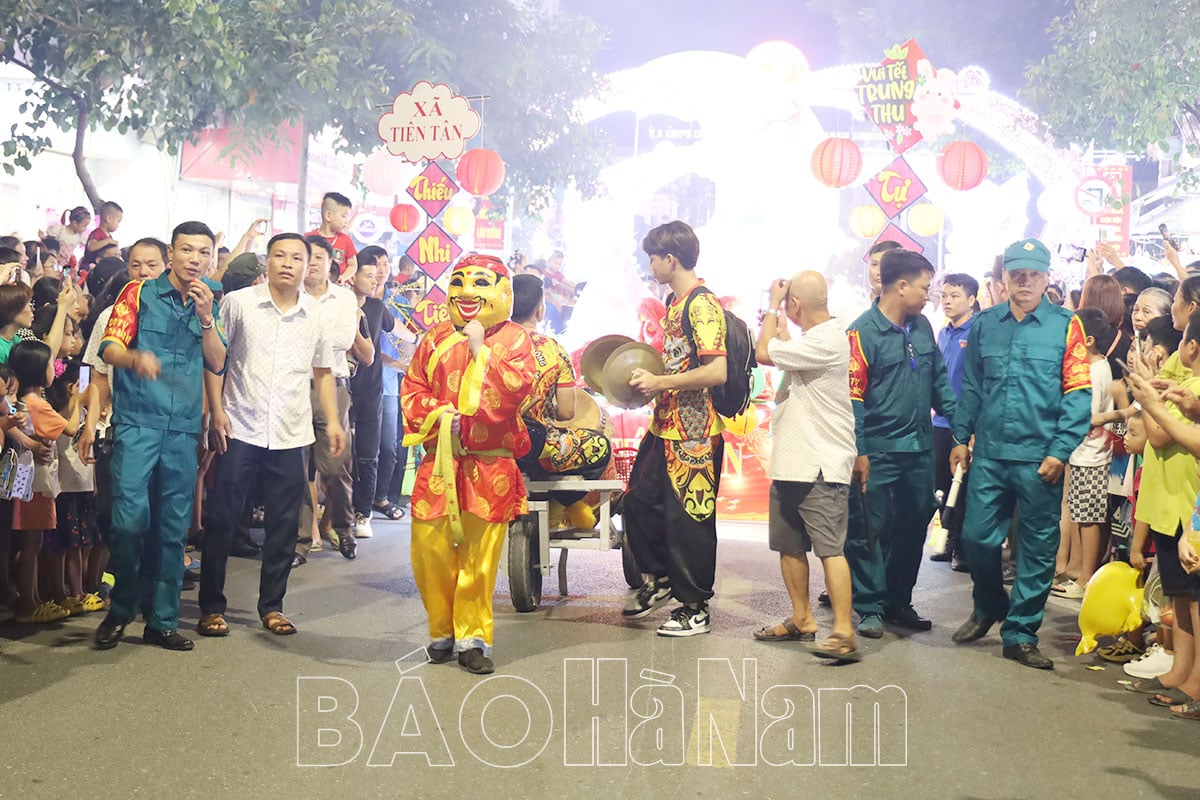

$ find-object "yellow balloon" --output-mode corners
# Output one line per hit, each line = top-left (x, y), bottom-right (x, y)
(1076, 561), (1144, 656)
(849, 204), (886, 239)
(907, 203), (944, 237)
(722, 406), (761, 437)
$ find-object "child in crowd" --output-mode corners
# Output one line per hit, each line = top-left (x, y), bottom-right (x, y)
(9, 340), (78, 623)
(307, 191), (357, 282)
(0, 364), (30, 607)
(79, 201), (122, 278)
(1111, 412), (1177, 675)
(1123, 301), (1200, 711)
(1055, 307), (1117, 598)
(40, 319), (98, 614)
(45, 207), (92, 267)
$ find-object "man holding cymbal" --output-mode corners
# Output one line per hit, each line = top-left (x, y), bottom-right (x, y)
(620, 220), (727, 638)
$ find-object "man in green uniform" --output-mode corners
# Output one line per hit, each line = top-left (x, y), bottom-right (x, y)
(949, 238), (1092, 670)
(93, 221), (228, 651)
(846, 250), (957, 638)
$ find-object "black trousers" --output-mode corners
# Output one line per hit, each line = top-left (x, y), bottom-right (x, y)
(623, 433), (723, 605)
(933, 426), (968, 537)
(350, 393), (383, 516)
(200, 439), (307, 618)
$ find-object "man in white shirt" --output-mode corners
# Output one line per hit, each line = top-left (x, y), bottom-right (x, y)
(753, 271), (861, 662)
(198, 233), (345, 637)
(294, 235), (374, 564)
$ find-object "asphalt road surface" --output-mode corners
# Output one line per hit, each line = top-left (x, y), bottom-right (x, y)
(2, 517), (1197, 799)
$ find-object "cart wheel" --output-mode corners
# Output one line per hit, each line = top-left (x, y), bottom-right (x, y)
(620, 530), (643, 590)
(508, 516), (543, 612)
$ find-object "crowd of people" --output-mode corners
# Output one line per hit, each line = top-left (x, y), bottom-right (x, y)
(0, 193), (420, 650)
(3, 202), (1200, 712)
(612, 221), (1200, 724)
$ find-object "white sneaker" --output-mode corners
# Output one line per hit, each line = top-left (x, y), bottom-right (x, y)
(656, 603), (711, 637)
(622, 577), (672, 619)
(354, 514), (374, 539)
(1051, 579), (1084, 599)
(1123, 643), (1174, 679)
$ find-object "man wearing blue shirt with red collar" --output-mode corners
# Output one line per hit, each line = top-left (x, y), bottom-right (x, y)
(930, 273), (977, 573)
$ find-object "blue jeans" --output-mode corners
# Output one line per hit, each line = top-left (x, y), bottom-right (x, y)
(375, 394), (408, 506)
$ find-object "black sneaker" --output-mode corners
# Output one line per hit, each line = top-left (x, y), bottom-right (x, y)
(622, 577), (672, 619)
(656, 603), (711, 637)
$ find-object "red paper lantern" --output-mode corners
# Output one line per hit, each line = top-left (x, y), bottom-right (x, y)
(810, 137), (862, 188)
(389, 203), (420, 233)
(455, 148), (506, 196)
(938, 141), (989, 191)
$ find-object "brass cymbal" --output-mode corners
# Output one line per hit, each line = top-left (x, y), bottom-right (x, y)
(600, 341), (665, 409)
(580, 334), (634, 394)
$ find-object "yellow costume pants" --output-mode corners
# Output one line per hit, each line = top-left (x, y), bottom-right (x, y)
(411, 512), (508, 655)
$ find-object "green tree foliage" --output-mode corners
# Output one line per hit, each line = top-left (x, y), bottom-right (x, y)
(1024, 0), (1200, 157)
(375, 0), (610, 212)
(0, 0), (407, 208)
(0, 0), (609, 213)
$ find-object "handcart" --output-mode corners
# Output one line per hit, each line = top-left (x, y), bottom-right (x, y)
(504, 447), (642, 611)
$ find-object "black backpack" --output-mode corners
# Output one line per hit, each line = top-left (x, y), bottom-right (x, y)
(679, 285), (756, 418)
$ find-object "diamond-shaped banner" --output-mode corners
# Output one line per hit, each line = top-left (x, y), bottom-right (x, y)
(411, 285), (450, 330)
(865, 157), (927, 219)
(406, 161), (459, 218)
(862, 223), (925, 263)
(406, 222), (462, 281)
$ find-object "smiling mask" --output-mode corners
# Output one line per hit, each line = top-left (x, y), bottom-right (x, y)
(447, 254), (512, 330)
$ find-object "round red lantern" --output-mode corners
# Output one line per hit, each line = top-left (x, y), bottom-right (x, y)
(938, 141), (988, 191)
(810, 137), (862, 188)
(389, 203), (420, 233)
(456, 148), (506, 196)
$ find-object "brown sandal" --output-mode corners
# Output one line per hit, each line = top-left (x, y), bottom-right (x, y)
(261, 611), (297, 635)
(753, 618), (817, 642)
(197, 613), (229, 637)
(811, 632), (862, 662)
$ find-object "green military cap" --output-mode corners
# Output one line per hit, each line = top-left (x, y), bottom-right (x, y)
(1002, 238), (1051, 273)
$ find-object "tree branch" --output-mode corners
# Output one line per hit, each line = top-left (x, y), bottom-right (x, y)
(8, 55), (85, 105)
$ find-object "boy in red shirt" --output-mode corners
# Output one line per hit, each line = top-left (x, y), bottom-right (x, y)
(306, 192), (358, 282)
(80, 201), (122, 277)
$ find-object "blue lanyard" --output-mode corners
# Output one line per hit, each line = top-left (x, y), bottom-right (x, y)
(894, 321), (916, 370)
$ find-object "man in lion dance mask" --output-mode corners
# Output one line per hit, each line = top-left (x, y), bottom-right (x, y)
(401, 255), (536, 675)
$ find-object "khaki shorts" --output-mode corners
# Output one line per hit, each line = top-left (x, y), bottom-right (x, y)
(768, 478), (849, 558)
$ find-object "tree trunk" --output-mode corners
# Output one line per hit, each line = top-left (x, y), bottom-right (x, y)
(72, 102), (103, 213)
(296, 117), (310, 231)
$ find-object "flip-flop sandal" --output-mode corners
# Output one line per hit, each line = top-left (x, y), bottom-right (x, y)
(1124, 676), (1171, 694)
(811, 632), (862, 663)
(1149, 688), (1192, 707)
(1170, 700), (1200, 720)
(374, 503), (406, 520)
(753, 618), (816, 642)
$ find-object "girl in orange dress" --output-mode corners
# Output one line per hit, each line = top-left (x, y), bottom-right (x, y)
(9, 340), (78, 623)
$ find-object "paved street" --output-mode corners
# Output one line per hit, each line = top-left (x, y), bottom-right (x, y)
(2, 518), (1198, 799)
